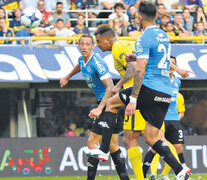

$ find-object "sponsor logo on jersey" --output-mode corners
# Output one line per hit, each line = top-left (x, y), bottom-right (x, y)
(122, 94), (127, 101)
(154, 96), (171, 103)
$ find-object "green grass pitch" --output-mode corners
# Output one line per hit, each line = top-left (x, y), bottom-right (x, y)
(0, 174), (206, 180)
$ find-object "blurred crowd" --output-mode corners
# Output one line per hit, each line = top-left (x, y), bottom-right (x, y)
(0, 0), (207, 45)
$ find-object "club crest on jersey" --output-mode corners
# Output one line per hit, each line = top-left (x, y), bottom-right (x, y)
(97, 64), (106, 74)
(87, 66), (91, 72)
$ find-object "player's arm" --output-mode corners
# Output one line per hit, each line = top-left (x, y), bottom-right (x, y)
(125, 58), (148, 116)
(112, 61), (136, 94)
(170, 63), (193, 78)
(179, 111), (184, 120)
(60, 64), (81, 88)
(89, 78), (114, 118)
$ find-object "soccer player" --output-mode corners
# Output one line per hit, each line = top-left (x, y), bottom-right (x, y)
(85, 2), (191, 180)
(143, 56), (187, 180)
(94, 25), (145, 180)
(60, 34), (129, 180)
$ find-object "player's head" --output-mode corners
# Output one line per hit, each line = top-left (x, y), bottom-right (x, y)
(78, 34), (94, 60)
(170, 56), (177, 74)
(138, 1), (156, 26)
(94, 24), (117, 51)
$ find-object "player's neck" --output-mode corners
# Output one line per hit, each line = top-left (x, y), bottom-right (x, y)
(142, 20), (155, 30)
(83, 52), (93, 63)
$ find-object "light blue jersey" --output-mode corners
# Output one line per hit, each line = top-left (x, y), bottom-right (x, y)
(165, 77), (181, 121)
(78, 53), (110, 101)
(135, 25), (171, 95)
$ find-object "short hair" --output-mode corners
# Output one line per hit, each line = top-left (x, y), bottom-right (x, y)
(79, 34), (94, 44)
(170, 56), (177, 65)
(94, 25), (116, 38)
(57, 18), (64, 23)
(139, 1), (156, 21)
(56, 1), (63, 6)
(114, 3), (124, 9)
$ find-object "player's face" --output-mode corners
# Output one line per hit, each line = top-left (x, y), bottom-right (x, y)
(170, 58), (176, 73)
(95, 34), (111, 52)
(78, 37), (94, 59)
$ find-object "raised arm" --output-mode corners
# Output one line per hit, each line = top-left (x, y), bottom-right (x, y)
(60, 64), (81, 88)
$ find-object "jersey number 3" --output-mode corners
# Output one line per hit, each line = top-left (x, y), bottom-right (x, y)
(158, 44), (171, 69)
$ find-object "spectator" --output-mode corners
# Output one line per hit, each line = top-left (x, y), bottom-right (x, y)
(155, 4), (173, 25)
(194, 6), (207, 29)
(44, 0), (69, 11)
(108, 3), (129, 28)
(66, 123), (80, 137)
(122, 0), (140, 10)
(73, 15), (90, 35)
(158, 13), (170, 31)
(0, 8), (9, 28)
(9, 8), (24, 35)
(21, 0), (38, 10)
(97, 0), (122, 19)
(74, 0), (97, 27)
(16, 28), (33, 45)
(156, 0), (179, 10)
(37, 0), (52, 23)
(182, 8), (194, 34)
(50, 2), (71, 29)
(127, 5), (138, 24)
(54, 19), (75, 46)
(183, 0), (203, 11)
(3, 0), (21, 19)
(194, 21), (207, 43)
(112, 17), (127, 36)
(0, 18), (15, 44)
(166, 22), (176, 38)
(127, 12), (141, 37)
(173, 13), (191, 37)
(32, 13), (56, 46)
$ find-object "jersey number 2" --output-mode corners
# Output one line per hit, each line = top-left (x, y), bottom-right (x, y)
(158, 44), (170, 69)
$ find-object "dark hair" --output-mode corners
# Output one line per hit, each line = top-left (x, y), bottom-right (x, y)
(128, 5), (136, 10)
(170, 55), (177, 65)
(57, 18), (64, 23)
(166, 22), (173, 26)
(114, 3), (124, 9)
(94, 25), (116, 38)
(139, 1), (156, 20)
(56, 1), (63, 6)
(182, 7), (190, 13)
(79, 34), (94, 44)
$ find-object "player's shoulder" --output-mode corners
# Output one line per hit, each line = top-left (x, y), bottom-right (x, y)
(177, 92), (184, 100)
(174, 77), (181, 86)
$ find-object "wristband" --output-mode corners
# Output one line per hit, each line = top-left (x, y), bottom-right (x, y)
(129, 96), (137, 103)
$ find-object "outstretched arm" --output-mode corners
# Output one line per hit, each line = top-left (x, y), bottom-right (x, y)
(170, 63), (193, 78)
(89, 78), (114, 119)
(60, 64), (81, 88)
(125, 58), (148, 116)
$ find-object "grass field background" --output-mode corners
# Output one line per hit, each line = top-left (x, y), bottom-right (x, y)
(0, 174), (206, 180)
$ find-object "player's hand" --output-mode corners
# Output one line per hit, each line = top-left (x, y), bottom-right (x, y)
(125, 54), (136, 62)
(178, 69), (194, 78)
(125, 102), (136, 116)
(111, 86), (120, 96)
(88, 107), (102, 119)
(60, 77), (69, 88)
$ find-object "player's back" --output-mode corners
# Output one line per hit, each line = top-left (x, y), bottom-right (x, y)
(112, 40), (135, 88)
(136, 25), (171, 95)
(78, 53), (110, 101)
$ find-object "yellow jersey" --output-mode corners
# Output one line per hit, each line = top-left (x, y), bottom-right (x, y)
(112, 40), (136, 88)
(177, 92), (185, 113)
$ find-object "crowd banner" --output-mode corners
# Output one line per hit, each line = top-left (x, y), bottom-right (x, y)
(0, 136), (206, 177)
(0, 44), (207, 82)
